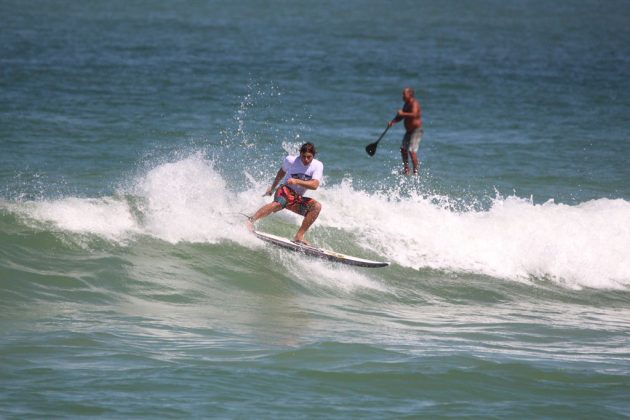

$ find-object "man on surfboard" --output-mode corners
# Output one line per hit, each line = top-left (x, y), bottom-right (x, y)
(246, 142), (323, 244)
(388, 87), (423, 175)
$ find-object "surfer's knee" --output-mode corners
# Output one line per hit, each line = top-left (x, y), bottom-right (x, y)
(309, 201), (322, 216)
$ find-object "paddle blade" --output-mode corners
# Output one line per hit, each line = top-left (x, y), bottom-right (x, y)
(365, 125), (390, 156)
(365, 142), (378, 156)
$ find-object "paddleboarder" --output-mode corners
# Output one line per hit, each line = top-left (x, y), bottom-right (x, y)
(388, 87), (423, 175)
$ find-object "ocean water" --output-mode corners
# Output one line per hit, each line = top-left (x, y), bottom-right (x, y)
(2, 0), (630, 417)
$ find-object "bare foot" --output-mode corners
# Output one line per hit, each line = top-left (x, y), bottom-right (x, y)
(245, 218), (254, 232)
(293, 237), (310, 246)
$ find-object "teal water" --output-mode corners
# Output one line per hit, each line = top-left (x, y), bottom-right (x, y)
(2, 0), (630, 417)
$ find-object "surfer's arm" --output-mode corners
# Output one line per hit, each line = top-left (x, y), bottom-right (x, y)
(286, 178), (320, 190)
(264, 168), (286, 196)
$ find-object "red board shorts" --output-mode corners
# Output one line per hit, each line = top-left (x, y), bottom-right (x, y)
(273, 184), (317, 216)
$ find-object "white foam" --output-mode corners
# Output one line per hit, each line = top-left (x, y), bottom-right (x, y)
(130, 153), (232, 243)
(318, 181), (630, 290)
(11, 155), (630, 289)
(24, 197), (140, 241)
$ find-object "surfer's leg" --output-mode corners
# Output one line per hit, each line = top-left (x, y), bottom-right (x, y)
(294, 201), (321, 243)
(247, 202), (283, 231)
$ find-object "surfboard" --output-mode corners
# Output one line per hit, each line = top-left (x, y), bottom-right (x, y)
(253, 230), (390, 268)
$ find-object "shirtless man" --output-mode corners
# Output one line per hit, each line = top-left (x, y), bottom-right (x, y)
(388, 88), (423, 175)
(246, 142), (323, 244)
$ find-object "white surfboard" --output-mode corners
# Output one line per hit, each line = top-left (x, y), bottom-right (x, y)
(253, 230), (390, 268)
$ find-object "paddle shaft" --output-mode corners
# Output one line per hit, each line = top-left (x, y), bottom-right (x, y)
(374, 125), (390, 146)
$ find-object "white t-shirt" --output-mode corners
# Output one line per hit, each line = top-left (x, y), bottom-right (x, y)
(281, 155), (324, 196)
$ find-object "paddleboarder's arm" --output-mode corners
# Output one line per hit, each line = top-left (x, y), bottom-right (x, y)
(389, 115), (403, 127)
(264, 168), (286, 196)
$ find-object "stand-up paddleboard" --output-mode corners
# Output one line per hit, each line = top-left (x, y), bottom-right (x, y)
(253, 230), (389, 268)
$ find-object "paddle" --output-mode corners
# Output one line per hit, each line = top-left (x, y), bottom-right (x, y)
(365, 124), (390, 156)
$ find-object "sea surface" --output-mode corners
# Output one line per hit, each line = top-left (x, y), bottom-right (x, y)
(2, 0), (630, 418)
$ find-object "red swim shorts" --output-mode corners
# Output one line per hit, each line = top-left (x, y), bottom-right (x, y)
(273, 185), (317, 216)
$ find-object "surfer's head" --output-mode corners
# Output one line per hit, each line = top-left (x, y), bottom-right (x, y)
(300, 142), (316, 156)
(299, 142), (316, 165)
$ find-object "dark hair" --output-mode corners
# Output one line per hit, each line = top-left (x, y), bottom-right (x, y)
(300, 142), (316, 156)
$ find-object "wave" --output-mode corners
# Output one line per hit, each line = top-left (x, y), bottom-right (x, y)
(2, 153), (629, 290)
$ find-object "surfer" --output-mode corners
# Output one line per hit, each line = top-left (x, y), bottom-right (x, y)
(388, 87), (423, 175)
(246, 142), (323, 244)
